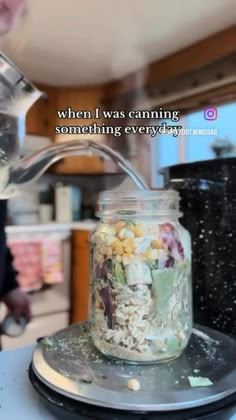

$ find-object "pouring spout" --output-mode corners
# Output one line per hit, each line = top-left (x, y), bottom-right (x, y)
(4, 139), (147, 196)
(9, 140), (91, 184)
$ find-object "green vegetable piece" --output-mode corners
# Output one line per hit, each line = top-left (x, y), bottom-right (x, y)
(166, 336), (181, 352)
(152, 260), (191, 313)
(114, 262), (126, 284)
(152, 268), (175, 313)
(188, 376), (213, 387)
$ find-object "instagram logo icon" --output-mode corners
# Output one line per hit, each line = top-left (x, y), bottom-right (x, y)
(204, 106), (217, 120)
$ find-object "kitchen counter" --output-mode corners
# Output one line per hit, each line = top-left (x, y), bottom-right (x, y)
(6, 220), (97, 234)
(0, 345), (56, 419)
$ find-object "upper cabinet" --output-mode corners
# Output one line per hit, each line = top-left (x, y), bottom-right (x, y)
(25, 84), (108, 174)
(50, 86), (104, 141)
(48, 85), (106, 174)
(26, 95), (48, 136)
(25, 84), (105, 138)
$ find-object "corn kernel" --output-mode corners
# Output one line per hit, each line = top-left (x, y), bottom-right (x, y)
(127, 378), (140, 391)
(134, 225), (143, 237)
(125, 246), (134, 254)
(151, 239), (163, 249)
(115, 221), (126, 231)
(111, 239), (119, 249)
(122, 238), (134, 247)
(114, 245), (123, 256)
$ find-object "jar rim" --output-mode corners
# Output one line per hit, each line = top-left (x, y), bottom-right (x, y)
(99, 189), (179, 203)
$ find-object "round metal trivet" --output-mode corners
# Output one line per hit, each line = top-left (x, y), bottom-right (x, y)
(32, 322), (236, 412)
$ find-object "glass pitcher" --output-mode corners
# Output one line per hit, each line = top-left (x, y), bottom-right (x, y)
(89, 190), (192, 363)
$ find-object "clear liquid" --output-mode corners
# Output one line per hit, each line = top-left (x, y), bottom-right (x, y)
(86, 141), (148, 191)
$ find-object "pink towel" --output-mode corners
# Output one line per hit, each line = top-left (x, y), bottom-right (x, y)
(41, 238), (64, 285)
(0, 0), (25, 34)
(8, 239), (43, 291)
(7, 236), (64, 290)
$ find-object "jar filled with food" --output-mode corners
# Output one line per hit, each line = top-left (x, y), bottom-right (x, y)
(89, 190), (192, 363)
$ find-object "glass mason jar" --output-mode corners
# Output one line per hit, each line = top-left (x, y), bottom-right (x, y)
(89, 190), (192, 364)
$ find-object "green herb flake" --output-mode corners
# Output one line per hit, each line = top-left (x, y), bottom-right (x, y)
(138, 370), (145, 376)
(80, 378), (93, 384)
(188, 376), (213, 387)
(43, 337), (53, 350)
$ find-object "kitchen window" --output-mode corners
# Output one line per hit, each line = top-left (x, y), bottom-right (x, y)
(152, 101), (236, 188)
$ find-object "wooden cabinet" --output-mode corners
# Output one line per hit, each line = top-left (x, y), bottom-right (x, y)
(25, 83), (55, 136)
(71, 229), (91, 323)
(48, 85), (106, 174)
(53, 86), (104, 139)
(24, 82), (123, 174)
(26, 95), (48, 136)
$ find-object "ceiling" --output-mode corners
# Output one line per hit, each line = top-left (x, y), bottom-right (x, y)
(0, 0), (236, 86)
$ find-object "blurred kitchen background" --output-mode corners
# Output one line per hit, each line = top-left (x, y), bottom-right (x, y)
(0, 0), (235, 348)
